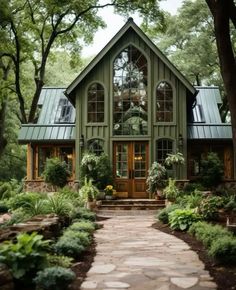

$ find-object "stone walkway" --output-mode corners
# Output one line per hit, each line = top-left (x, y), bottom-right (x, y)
(81, 216), (217, 290)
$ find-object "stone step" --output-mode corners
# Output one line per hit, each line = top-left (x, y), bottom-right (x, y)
(99, 204), (164, 210)
(101, 199), (165, 205)
(96, 209), (161, 217)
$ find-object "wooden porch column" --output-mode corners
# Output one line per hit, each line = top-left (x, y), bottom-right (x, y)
(27, 144), (33, 180)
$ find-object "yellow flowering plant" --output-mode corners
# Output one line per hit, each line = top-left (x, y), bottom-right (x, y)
(104, 185), (113, 196)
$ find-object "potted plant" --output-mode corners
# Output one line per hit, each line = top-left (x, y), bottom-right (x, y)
(79, 178), (99, 210)
(146, 162), (167, 199)
(163, 178), (179, 205)
(104, 185), (115, 200)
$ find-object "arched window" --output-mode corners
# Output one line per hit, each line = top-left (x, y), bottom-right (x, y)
(87, 83), (104, 123)
(156, 82), (173, 122)
(113, 45), (148, 135)
(156, 139), (173, 164)
(88, 139), (104, 156)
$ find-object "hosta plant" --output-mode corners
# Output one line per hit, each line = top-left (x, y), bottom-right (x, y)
(169, 209), (200, 231)
(0, 232), (50, 283)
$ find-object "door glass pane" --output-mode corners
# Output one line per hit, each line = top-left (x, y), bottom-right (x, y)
(134, 143), (146, 178)
(116, 144), (128, 178)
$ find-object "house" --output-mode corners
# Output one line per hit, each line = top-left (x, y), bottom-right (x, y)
(18, 18), (233, 197)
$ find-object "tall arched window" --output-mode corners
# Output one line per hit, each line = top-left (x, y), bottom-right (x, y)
(156, 82), (173, 122)
(88, 139), (104, 156)
(87, 83), (104, 123)
(156, 139), (173, 164)
(113, 45), (148, 135)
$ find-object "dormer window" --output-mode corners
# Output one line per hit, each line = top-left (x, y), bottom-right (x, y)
(156, 82), (173, 122)
(55, 98), (73, 123)
(192, 104), (205, 122)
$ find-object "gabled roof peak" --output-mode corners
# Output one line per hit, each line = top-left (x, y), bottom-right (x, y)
(66, 17), (195, 101)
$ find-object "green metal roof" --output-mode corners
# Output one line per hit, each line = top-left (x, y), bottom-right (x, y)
(187, 124), (232, 139)
(188, 86), (232, 139)
(18, 124), (75, 144)
(38, 87), (75, 124)
(66, 18), (196, 103)
(18, 87), (75, 143)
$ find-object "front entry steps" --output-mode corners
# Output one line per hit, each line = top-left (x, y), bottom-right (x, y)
(96, 199), (165, 216)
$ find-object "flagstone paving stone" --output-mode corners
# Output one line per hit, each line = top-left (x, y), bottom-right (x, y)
(81, 216), (217, 290)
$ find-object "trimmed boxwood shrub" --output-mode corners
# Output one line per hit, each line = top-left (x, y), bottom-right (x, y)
(54, 237), (85, 257)
(69, 220), (95, 234)
(72, 208), (96, 222)
(189, 221), (232, 248)
(208, 236), (236, 265)
(63, 230), (90, 248)
(34, 266), (75, 290)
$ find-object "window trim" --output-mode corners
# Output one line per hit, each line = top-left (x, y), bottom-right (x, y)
(154, 80), (176, 125)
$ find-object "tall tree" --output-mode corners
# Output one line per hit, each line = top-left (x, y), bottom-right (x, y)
(0, 0), (163, 124)
(205, 0), (236, 172)
(143, 0), (230, 121)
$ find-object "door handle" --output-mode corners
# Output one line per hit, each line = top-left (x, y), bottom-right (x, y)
(129, 170), (132, 179)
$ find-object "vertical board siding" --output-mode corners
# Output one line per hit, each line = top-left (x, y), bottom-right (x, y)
(75, 28), (189, 179)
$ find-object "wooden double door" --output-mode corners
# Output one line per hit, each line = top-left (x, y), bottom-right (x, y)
(113, 141), (149, 198)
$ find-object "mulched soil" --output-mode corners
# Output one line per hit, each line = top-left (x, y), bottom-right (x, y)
(69, 239), (97, 290)
(152, 221), (236, 290)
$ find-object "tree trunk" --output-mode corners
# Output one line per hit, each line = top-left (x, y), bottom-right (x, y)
(0, 98), (8, 157)
(206, 0), (236, 177)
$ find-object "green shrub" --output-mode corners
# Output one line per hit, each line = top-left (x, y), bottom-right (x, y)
(163, 178), (179, 202)
(69, 220), (95, 234)
(157, 204), (181, 224)
(46, 254), (73, 268)
(183, 182), (205, 193)
(44, 158), (70, 188)
(34, 266), (75, 290)
(63, 229), (90, 247)
(169, 209), (200, 231)
(176, 191), (203, 209)
(59, 187), (83, 207)
(45, 195), (73, 217)
(72, 207), (96, 222)
(54, 237), (85, 257)
(199, 196), (224, 220)
(189, 221), (232, 248)
(208, 236), (236, 264)
(200, 152), (224, 188)
(0, 183), (13, 200)
(24, 199), (48, 216)
(7, 192), (44, 210)
(0, 232), (50, 283)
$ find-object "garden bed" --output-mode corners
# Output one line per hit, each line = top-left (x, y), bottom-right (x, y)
(153, 221), (236, 290)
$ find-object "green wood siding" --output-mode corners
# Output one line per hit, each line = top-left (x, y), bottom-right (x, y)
(75, 29), (189, 179)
